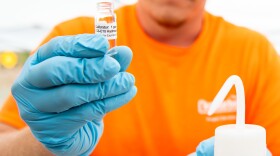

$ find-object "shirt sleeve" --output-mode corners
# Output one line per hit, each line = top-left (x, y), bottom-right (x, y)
(0, 95), (26, 129)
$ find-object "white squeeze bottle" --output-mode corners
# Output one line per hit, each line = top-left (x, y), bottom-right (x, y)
(208, 75), (267, 156)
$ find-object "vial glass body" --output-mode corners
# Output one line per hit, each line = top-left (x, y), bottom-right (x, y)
(95, 2), (117, 55)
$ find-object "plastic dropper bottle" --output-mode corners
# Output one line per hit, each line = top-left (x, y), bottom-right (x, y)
(208, 75), (266, 156)
(95, 0), (117, 56)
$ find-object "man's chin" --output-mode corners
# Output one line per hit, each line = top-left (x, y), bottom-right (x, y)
(156, 18), (186, 28)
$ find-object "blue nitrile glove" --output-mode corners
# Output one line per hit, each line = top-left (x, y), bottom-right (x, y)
(11, 34), (137, 156)
(195, 137), (272, 156)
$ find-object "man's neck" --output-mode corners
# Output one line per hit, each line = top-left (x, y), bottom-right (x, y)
(136, 5), (204, 47)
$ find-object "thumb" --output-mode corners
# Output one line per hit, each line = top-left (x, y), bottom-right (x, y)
(110, 46), (133, 71)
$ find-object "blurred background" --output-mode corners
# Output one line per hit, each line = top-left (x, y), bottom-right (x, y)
(0, 0), (280, 106)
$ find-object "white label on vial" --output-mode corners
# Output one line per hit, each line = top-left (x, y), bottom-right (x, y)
(95, 23), (117, 40)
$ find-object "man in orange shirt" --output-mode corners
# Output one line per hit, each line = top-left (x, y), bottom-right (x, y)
(1, 0), (280, 155)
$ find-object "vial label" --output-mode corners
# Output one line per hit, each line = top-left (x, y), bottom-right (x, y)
(95, 23), (117, 40)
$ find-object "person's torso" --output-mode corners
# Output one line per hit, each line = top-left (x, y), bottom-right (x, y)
(90, 5), (265, 156)
(48, 4), (266, 156)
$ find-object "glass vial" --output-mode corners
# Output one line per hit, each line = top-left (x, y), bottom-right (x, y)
(95, 0), (117, 56)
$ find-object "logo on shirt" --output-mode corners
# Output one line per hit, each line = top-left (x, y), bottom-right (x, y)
(197, 95), (237, 122)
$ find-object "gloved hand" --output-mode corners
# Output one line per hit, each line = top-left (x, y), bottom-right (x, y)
(195, 137), (272, 156)
(11, 34), (137, 155)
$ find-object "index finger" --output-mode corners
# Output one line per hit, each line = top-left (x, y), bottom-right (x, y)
(33, 34), (109, 64)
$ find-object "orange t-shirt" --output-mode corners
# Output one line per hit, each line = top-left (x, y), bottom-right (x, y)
(1, 4), (280, 155)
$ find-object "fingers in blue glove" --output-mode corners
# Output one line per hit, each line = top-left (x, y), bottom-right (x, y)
(57, 122), (104, 155)
(34, 34), (109, 64)
(11, 34), (137, 156)
(24, 86), (137, 137)
(24, 55), (120, 88)
(196, 137), (214, 156)
(110, 46), (133, 72)
(14, 72), (135, 113)
(62, 86), (137, 123)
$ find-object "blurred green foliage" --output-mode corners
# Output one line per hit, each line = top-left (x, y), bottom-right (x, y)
(16, 51), (30, 66)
